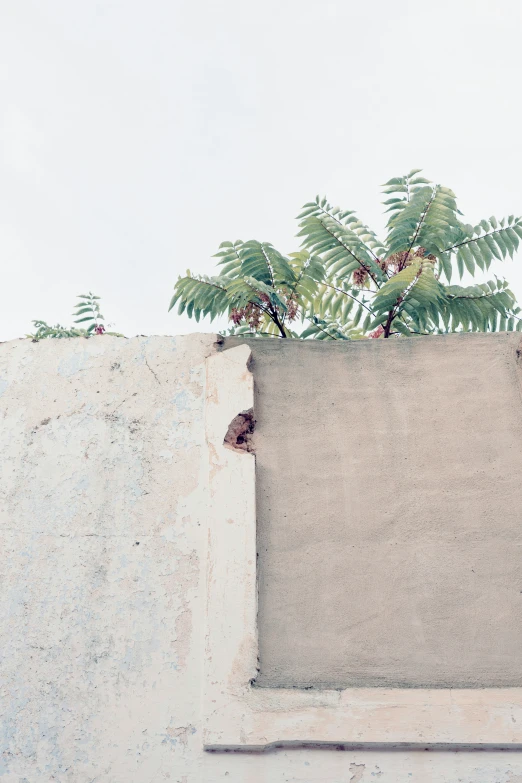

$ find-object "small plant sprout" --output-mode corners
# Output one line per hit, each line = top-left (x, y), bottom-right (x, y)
(29, 293), (123, 341)
(73, 292), (106, 335)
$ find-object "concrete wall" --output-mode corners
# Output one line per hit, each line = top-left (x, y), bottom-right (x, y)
(2, 333), (522, 782)
(0, 334), (219, 782)
(225, 333), (522, 690)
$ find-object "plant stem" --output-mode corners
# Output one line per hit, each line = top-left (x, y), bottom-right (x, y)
(322, 283), (375, 314)
(305, 316), (339, 340)
(316, 204), (381, 264)
(383, 309), (395, 338)
(403, 186), (437, 266)
(320, 222), (382, 289)
(269, 306), (287, 337)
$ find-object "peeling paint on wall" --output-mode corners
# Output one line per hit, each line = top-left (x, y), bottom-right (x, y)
(350, 762), (366, 782)
(2, 334), (522, 782)
(0, 335), (214, 782)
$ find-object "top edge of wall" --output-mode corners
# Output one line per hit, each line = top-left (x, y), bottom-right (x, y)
(224, 331), (522, 353)
(0, 332), (222, 351)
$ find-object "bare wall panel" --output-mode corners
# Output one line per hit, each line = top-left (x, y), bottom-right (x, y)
(225, 333), (522, 689)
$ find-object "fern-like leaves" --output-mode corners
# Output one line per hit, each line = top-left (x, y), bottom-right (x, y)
(170, 170), (522, 339)
(445, 217), (522, 281)
(297, 197), (386, 286)
(29, 293), (121, 340)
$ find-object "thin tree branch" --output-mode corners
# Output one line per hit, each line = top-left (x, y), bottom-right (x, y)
(314, 204), (382, 263)
(382, 265), (424, 337)
(405, 186), (437, 261)
(322, 282), (375, 314)
(444, 226), (517, 253)
(304, 316), (340, 340)
(281, 260), (308, 326)
(235, 279), (287, 337)
(383, 309), (396, 338)
(320, 221), (382, 288)
(270, 307), (287, 337)
(260, 244), (276, 288)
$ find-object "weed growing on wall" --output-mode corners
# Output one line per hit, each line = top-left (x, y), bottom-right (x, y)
(29, 293), (123, 340)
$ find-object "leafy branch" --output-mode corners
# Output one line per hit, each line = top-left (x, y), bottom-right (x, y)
(169, 170), (522, 339)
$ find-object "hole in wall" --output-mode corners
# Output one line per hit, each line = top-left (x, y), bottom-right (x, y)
(224, 408), (255, 453)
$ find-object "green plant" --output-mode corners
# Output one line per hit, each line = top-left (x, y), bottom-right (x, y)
(170, 243), (326, 338)
(29, 293), (121, 340)
(170, 170), (522, 338)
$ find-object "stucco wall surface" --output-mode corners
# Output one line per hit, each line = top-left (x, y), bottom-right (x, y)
(225, 333), (522, 690)
(2, 333), (522, 782)
(0, 334), (216, 783)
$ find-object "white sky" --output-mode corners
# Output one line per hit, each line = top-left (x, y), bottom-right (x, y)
(2, 0), (522, 341)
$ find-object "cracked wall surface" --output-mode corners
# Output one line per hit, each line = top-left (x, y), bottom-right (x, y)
(2, 333), (522, 781)
(0, 334), (216, 783)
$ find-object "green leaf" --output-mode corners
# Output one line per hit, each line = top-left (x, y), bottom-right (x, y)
(391, 319), (412, 336)
(440, 252), (452, 282)
(382, 177), (404, 186)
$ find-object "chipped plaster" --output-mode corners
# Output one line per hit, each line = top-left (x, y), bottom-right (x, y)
(2, 334), (522, 781)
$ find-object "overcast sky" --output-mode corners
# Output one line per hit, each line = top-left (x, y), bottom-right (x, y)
(2, 0), (522, 341)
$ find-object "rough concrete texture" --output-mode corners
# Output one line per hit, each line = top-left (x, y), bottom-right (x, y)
(0, 334), (216, 782)
(226, 332), (522, 689)
(3, 333), (522, 781)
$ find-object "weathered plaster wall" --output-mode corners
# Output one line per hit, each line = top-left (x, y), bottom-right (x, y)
(2, 333), (522, 782)
(0, 334), (215, 782)
(225, 333), (522, 690)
